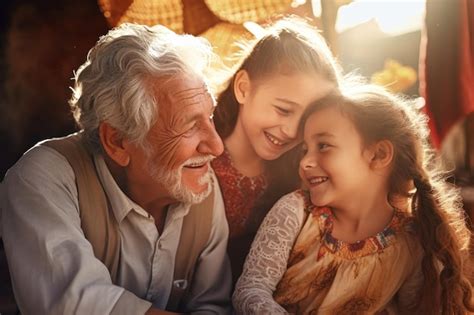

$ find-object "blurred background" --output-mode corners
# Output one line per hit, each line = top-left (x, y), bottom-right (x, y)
(0, 0), (472, 212)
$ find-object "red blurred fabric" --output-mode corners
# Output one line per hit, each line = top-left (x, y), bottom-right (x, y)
(420, 0), (474, 147)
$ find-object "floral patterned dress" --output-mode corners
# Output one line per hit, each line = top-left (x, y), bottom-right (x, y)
(211, 149), (268, 284)
(233, 190), (424, 315)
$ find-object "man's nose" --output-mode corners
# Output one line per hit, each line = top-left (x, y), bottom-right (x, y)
(198, 122), (224, 157)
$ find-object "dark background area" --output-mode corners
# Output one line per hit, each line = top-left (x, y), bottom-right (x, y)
(0, 0), (421, 179)
(0, 0), (108, 179)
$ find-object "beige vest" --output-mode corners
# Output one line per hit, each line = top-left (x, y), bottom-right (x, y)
(43, 133), (213, 312)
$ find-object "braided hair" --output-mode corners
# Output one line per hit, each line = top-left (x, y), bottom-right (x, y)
(299, 84), (473, 314)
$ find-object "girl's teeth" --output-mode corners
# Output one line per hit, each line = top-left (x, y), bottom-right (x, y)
(266, 133), (284, 146)
(309, 177), (328, 184)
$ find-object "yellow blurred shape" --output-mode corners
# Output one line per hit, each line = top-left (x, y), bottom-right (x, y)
(371, 59), (417, 93)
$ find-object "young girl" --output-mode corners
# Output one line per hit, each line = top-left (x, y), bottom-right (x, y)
(233, 85), (474, 314)
(212, 17), (342, 285)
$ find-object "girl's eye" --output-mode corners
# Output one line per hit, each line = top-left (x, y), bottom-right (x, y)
(274, 106), (291, 115)
(318, 143), (331, 151)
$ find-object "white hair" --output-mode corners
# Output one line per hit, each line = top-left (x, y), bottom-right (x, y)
(69, 23), (215, 152)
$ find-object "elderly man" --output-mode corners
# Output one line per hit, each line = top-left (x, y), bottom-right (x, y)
(1, 23), (231, 314)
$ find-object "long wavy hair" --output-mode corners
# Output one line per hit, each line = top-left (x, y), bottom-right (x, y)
(300, 84), (474, 314)
(214, 17), (343, 228)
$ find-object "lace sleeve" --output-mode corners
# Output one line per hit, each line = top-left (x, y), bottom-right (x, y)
(232, 192), (306, 315)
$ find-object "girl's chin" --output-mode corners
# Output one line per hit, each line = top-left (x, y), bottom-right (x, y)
(259, 143), (292, 160)
(309, 194), (329, 208)
(257, 149), (283, 161)
(258, 139), (293, 160)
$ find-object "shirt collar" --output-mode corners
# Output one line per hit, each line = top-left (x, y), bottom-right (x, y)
(93, 154), (191, 223)
(94, 154), (146, 223)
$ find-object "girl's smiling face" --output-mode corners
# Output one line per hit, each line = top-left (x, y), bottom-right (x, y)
(299, 106), (375, 208)
(234, 70), (335, 161)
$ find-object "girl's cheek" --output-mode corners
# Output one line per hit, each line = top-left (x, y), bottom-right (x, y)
(298, 168), (307, 186)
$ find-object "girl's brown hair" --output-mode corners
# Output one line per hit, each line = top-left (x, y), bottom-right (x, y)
(214, 16), (341, 138)
(214, 16), (342, 228)
(300, 84), (473, 314)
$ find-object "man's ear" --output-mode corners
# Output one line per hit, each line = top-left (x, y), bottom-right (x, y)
(233, 69), (251, 104)
(368, 140), (394, 169)
(99, 122), (130, 167)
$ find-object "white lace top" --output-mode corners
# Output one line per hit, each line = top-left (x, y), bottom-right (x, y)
(232, 190), (424, 315)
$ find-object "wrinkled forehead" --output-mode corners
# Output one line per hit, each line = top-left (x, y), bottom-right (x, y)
(157, 73), (210, 97)
(151, 74), (215, 115)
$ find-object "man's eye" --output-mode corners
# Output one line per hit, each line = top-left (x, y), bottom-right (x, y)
(188, 122), (198, 132)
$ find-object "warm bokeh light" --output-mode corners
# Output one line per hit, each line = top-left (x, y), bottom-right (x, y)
(335, 0), (426, 35)
(371, 59), (417, 93)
